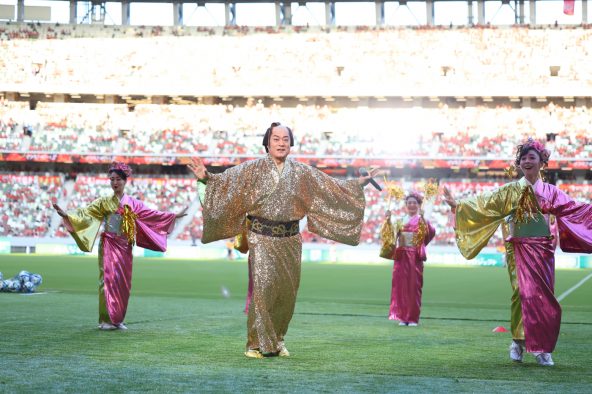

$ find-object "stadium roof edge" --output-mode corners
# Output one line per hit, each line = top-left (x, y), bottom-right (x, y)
(33, 0), (567, 3)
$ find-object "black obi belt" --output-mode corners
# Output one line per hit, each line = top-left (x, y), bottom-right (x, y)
(247, 215), (300, 238)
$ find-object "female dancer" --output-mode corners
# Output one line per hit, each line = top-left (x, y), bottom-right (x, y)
(53, 162), (186, 330)
(387, 192), (436, 326)
(443, 139), (592, 366)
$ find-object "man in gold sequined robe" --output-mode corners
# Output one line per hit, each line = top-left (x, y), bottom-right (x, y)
(189, 123), (377, 358)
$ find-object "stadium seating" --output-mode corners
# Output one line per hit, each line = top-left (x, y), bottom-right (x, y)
(2, 24), (592, 93)
(0, 99), (31, 151)
(176, 215), (204, 244)
(1, 22), (590, 245)
(557, 182), (592, 203)
(0, 174), (63, 237)
(1, 101), (591, 162)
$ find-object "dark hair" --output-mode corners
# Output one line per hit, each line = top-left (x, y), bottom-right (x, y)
(262, 122), (294, 153)
(514, 142), (550, 167)
(109, 169), (128, 181)
(108, 162), (132, 180)
(405, 193), (423, 206)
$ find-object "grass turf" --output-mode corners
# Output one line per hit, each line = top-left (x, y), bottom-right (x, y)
(1, 254), (591, 393)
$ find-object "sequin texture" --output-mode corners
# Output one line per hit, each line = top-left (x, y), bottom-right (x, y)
(200, 155), (366, 353)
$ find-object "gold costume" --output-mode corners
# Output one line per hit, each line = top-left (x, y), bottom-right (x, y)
(455, 177), (546, 342)
(501, 222), (524, 340)
(455, 178), (536, 259)
(66, 196), (119, 252)
(199, 155), (365, 353)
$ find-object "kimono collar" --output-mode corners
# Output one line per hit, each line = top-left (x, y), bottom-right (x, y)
(266, 154), (291, 177)
(404, 214), (420, 224)
(521, 177), (544, 195)
(113, 193), (130, 207)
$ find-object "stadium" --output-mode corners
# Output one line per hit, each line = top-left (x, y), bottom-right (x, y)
(1, 0), (591, 391)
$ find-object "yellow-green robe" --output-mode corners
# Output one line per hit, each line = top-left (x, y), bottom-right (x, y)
(64, 194), (176, 325)
(454, 177), (592, 353)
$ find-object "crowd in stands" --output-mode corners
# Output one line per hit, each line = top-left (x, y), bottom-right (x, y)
(558, 182), (592, 203)
(2, 21), (590, 246)
(177, 216), (204, 244)
(2, 22), (592, 162)
(0, 174), (62, 237)
(2, 24), (592, 94)
(0, 99), (29, 151)
(1, 171), (589, 245)
(2, 101), (592, 162)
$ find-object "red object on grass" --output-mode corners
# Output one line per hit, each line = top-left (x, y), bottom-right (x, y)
(492, 326), (509, 333)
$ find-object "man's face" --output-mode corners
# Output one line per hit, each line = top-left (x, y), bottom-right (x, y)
(268, 126), (291, 161)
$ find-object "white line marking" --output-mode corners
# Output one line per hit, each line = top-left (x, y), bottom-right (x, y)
(557, 272), (592, 302)
(18, 292), (48, 296)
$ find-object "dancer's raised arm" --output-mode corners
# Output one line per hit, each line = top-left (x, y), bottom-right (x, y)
(188, 157), (209, 182)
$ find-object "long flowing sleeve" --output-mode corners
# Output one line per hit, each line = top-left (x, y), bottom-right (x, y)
(127, 197), (177, 252)
(454, 182), (521, 259)
(425, 219), (436, 245)
(199, 161), (257, 243)
(544, 186), (592, 254)
(305, 167), (366, 246)
(64, 197), (116, 252)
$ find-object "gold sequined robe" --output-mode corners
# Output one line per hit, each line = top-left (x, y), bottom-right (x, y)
(199, 155), (366, 353)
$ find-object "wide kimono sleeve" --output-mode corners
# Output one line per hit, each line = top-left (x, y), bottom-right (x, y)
(415, 218), (436, 262)
(454, 182), (519, 259)
(305, 167), (366, 246)
(199, 162), (255, 243)
(425, 219), (436, 246)
(64, 197), (113, 252)
(130, 198), (177, 252)
(546, 187), (592, 254)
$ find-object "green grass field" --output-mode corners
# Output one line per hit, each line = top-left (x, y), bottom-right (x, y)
(1, 254), (591, 393)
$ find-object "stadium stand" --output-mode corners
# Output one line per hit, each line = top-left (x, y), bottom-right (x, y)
(1, 22), (590, 246)
(2, 24), (592, 94)
(0, 173), (63, 237)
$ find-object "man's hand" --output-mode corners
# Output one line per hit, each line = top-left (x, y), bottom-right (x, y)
(442, 186), (457, 209)
(357, 167), (387, 188)
(188, 157), (209, 181)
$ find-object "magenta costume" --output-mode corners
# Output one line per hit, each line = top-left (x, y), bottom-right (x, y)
(515, 180), (592, 352)
(388, 215), (436, 324)
(64, 194), (176, 325)
(455, 177), (592, 353)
